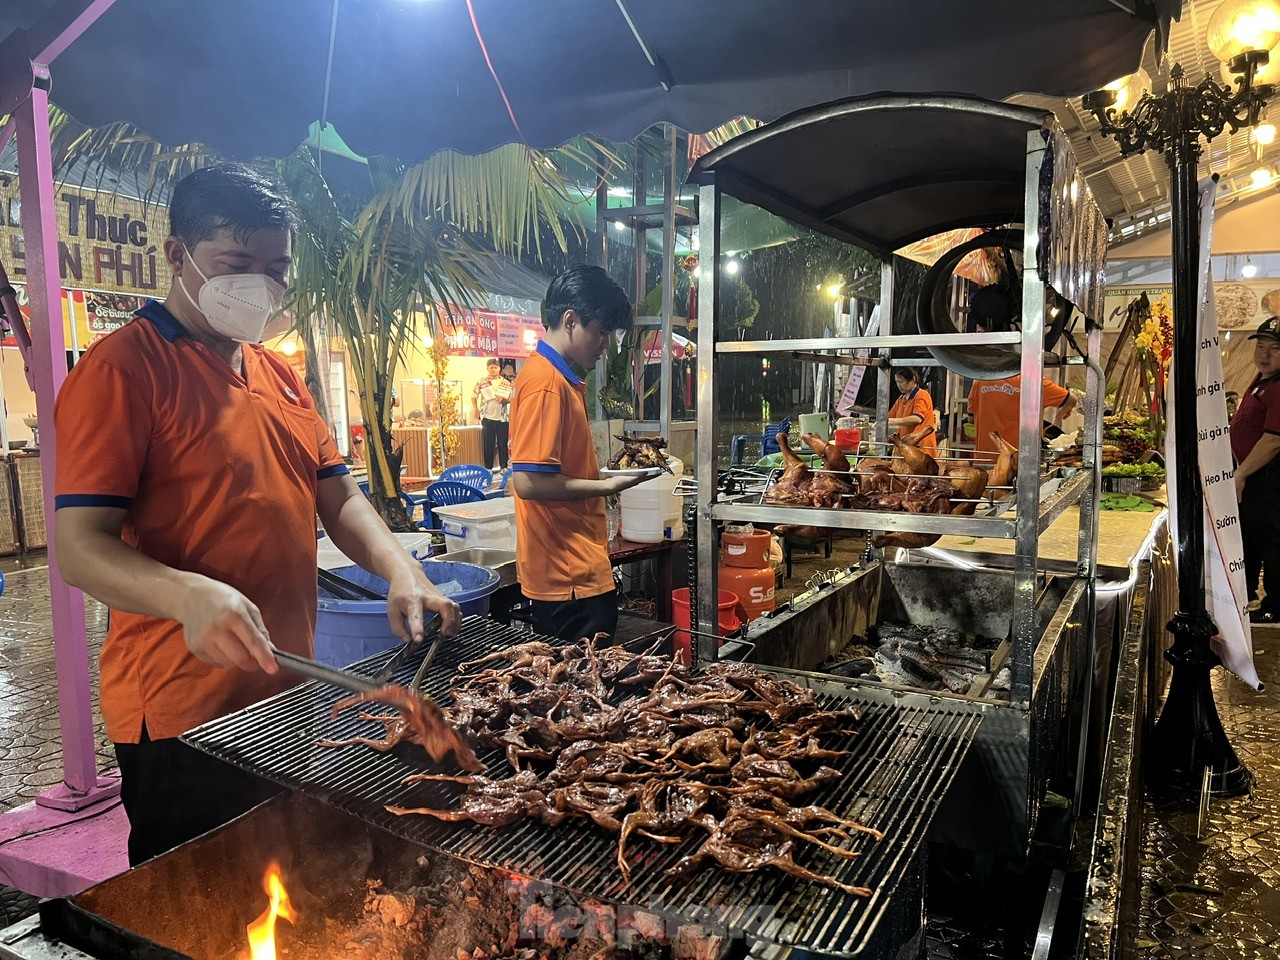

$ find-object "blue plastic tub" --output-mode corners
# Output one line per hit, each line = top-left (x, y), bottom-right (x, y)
(314, 559), (499, 668)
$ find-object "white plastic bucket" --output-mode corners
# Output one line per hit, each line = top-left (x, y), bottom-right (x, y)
(620, 456), (684, 543)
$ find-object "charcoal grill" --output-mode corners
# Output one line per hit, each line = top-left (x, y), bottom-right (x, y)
(171, 617), (979, 958)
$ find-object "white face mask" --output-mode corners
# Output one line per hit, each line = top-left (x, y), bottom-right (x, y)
(178, 245), (286, 343)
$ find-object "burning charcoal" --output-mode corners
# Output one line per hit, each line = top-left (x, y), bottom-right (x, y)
(373, 891), (418, 927)
(824, 656), (876, 678)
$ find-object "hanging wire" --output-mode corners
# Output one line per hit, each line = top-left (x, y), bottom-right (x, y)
(317, 0), (341, 176)
(464, 0), (530, 146)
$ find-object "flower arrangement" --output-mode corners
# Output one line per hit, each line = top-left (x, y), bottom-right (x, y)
(428, 334), (460, 469)
(1133, 295), (1173, 373)
(1129, 294), (1172, 446)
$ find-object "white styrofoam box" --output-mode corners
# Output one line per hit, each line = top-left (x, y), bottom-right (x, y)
(431, 497), (517, 554)
(317, 531), (435, 570)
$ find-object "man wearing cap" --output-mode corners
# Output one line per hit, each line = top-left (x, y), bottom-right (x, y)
(1232, 316), (1280, 624)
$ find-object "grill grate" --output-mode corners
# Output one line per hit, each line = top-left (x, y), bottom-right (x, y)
(184, 617), (980, 958)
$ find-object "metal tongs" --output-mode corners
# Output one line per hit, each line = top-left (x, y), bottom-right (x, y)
(273, 649), (382, 695)
(317, 568), (385, 601)
(373, 612), (443, 684)
(273, 614), (443, 697)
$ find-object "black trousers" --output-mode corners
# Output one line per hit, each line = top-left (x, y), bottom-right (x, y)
(532, 589), (619, 643)
(114, 726), (281, 866)
(1241, 460), (1280, 614)
(481, 418), (509, 469)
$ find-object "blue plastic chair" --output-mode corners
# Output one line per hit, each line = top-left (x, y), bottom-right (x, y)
(439, 464), (492, 490)
(357, 478), (433, 530)
(426, 480), (487, 512)
(730, 417), (791, 465)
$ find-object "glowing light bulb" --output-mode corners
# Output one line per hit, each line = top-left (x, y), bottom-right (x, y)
(1102, 69), (1151, 110)
(1208, 0), (1280, 61)
(724, 259), (740, 275)
(279, 340), (298, 357)
(1243, 257), (1259, 278)
(827, 283), (844, 298)
(1251, 166), (1275, 187)
(1253, 122), (1278, 144)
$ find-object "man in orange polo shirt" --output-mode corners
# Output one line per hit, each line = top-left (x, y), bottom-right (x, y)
(53, 164), (460, 864)
(967, 374), (1076, 462)
(510, 266), (647, 642)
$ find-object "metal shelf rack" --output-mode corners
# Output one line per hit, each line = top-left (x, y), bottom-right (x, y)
(687, 93), (1108, 707)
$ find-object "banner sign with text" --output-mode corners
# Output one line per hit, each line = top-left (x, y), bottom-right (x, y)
(1164, 179), (1261, 690)
(836, 306), (879, 415)
(0, 174), (169, 297)
(1, 284), (141, 350)
(433, 305), (544, 359)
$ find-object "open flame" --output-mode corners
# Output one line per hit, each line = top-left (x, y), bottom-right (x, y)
(246, 862), (296, 960)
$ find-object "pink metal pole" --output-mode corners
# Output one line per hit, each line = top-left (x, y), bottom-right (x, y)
(15, 68), (118, 810)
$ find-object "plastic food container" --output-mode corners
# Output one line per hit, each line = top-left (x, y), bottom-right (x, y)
(431, 497), (517, 553)
(316, 531), (434, 570)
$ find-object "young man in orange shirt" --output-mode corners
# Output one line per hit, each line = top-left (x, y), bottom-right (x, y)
(510, 266), (648, 642)
(966, 375), (1076, 462)
(54, 164), (461, 864)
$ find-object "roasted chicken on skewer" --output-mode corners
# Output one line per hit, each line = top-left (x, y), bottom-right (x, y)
(989, 432), (1019, 489)
(802, 432), (856, 507)
(764, 432), (814, 504)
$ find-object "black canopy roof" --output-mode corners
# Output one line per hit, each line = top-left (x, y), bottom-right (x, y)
(1, 0), (1174, 161)
(689, 94), (1050, 256)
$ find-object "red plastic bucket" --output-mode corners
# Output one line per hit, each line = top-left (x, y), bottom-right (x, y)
(834, 427), (861, 454)
(671, 588), (743, 666)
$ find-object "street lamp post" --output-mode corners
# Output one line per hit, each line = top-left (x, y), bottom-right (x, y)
(1083, 0), (1280, 795)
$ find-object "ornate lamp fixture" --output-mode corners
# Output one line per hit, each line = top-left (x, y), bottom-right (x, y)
(1082, 0), (1280, 797)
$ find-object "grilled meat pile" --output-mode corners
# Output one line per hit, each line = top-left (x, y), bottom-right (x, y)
(608, 436), (673, 473)
(374, 638), (882, 897)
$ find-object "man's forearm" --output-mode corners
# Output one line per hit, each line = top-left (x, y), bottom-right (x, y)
(56, 526), (198, 622)
(1237, 433), (1280, 481)
(513, 471), (613, 501)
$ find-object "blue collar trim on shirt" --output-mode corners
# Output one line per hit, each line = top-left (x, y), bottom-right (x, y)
(135, 299), (186, 342)
(537, 339), (583, 386)
(902, 386), (920, 401)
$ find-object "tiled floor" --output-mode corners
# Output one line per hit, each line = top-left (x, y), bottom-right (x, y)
(1135, 630), (1280, 959)
(0, 555), (113, 813)
(0, 554), (112, 923)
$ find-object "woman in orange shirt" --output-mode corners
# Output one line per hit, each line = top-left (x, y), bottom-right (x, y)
(888, 367), (938, 456)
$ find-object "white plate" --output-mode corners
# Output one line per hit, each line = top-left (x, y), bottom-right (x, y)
(600, 467), (664, 479)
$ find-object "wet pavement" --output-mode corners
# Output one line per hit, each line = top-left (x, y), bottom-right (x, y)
(1135, 630), (1280, 959)
(0, 555), (112, 812)
(0, 556), (110, 925)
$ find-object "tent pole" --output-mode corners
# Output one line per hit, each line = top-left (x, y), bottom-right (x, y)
(14, 68), (119, 811)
